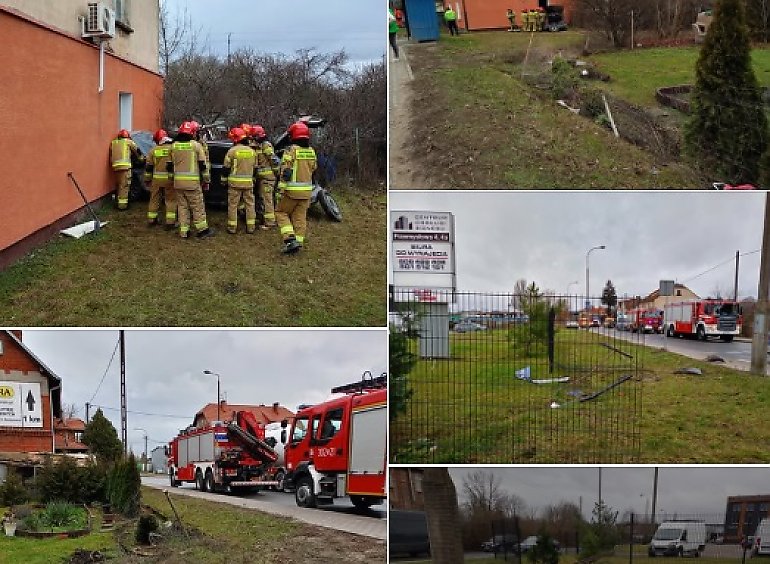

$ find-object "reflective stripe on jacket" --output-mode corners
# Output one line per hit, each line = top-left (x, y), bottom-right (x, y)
(223, 145), (256, 188)
(279, 145), (317, 198)
(170, 140), (208, 189)
(110, 138), (133, 171)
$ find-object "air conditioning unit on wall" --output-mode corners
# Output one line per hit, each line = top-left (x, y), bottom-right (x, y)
(82, 2), (116, 39)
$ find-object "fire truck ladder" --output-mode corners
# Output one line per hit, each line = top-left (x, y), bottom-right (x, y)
(226, 411), (278, 465)
(331, 371), (387, 394)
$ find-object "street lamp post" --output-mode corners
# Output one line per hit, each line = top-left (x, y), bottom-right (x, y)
(585, 245), (606, 310)
(134, 427), (147, 472)
(203, 370), (221, 421)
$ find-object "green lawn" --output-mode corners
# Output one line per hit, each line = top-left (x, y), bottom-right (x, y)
(0, 187), (386, 326)
(403, 31), (703, 188)
(391, 327), (770, 463)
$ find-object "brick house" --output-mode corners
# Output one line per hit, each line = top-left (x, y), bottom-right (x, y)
(725, 494), (770, 543)
(54, 417), (88, 454)
(0, 1), (163, 268)
(0, 330), (64, 478)
(619, 283), (700, 313)
(390, 467), (425, 510)
(193, 402), (294, 428)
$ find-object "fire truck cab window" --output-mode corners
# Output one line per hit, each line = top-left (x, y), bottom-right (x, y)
(320, 408), (344, 439)
(291, 417), (309, 443)
(311, 415), (322, 439)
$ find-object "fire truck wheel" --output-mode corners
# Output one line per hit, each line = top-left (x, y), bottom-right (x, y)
(720, 335), (733, 343)
(666, 325), (674, 337)
(273, 470), (286, 492)
(196, 470), (207, 492)
(295, 476), (317, 508)
(205, 470), (215, 493)
(350, 495), (374, 510)
(696, 326), (707, 341)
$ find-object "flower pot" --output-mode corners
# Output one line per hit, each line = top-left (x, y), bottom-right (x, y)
(4, 522), (17, 537)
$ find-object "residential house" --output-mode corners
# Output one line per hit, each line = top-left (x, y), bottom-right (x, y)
(193, 402), (294, 428)
(618, 283), (700, 313)
(0, 1), (163, 268)
(443, 0), (575, 32)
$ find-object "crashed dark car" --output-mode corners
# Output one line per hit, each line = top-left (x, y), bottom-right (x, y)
(129, 115), (341, 222)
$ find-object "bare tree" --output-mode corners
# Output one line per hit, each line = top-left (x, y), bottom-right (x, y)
(463, 470), (505, 513)
(61, 402), (79, 420)
(159, 2), (194, 76)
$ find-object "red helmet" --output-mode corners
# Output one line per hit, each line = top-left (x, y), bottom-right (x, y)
(251, 124), (266, 139)
(178, 121), (195, 135)
(153, 129), (168, 143)
(229, 127), (247, 143)
(118, 129), (130, 138)
(288, 121), (310, 141)
(189, 121), (201, 134)
(239, 123), (253, 136)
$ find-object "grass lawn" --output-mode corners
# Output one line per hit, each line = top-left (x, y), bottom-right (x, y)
(588, 46), (770, 108)
(391, 327), (770, 463)
(0, 187), (386, 326)
(402, 31), (703, 188)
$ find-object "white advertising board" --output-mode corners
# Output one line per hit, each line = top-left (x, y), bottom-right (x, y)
(391, 211), (456, 296)
(0, 382), (43, 428)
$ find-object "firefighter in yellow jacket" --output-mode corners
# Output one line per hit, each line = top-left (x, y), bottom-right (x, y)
(144, 129), (176, 227)
(275, 121), (317, 254)
(251, 124), (280, 229)
(221, 127), (258, 234)
(110, 129), (143, 210)
(166, 121), (215, 239)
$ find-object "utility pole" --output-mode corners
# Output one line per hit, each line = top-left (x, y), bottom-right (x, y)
(752, 194), (770, 375)
(85, 402), (90, 424)
(227, 32), (232, 62)
(598, 467), (602, 506)
(734, 251), (740, 302)
(651, 467), (659, 525)
(120, 330), (127, 455)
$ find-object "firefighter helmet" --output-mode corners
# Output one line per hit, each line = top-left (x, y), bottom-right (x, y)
(251, 124), (266, 139)
(178, 121), (195, 135)
(229, 127), (248, 143)
(239, 123), (253, 136)
(118, 129), (130, 138)
(288, 121), (310, 140)
(189, 121), (201, 134)
(153, 129), (168, 144)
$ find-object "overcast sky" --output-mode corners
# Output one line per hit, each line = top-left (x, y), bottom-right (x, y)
(449, 466), (770, 519)
(20, 330), (386, 455)
(162, 0), (385, 68)
(390, 192), (766, 301)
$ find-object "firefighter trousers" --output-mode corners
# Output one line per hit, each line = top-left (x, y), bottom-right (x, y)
(176, 187), (208, 237)
(148, 180), (176, 224)
(275, 193), (310, 244)
(259, 178), (276, 226)
(114, 169), (131, 209)
(227, 187), (256, 233)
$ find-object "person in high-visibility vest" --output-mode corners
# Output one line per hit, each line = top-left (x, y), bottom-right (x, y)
(144, 129), (176, 227)
(221, 127), (257, 234)
(166, 121), (214, 239)
(522, 10), (529, 32)
(275, 122), (317, 254)
(389, 7), (400, 59)
(506, 9), (516, 31)
(536, 7), (546, 31)
(251, 124), (280, 229)
(109, 129), (143, 210)
(444, 5), (459, 36)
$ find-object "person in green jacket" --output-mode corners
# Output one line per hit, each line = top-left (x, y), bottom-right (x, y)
(389, 8), (400, 59)
(444, 5), (459, 36)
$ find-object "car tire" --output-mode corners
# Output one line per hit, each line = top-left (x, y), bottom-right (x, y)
(697, 325), (707, 341)
(318, 189), (343, 222)
(196, 470), (207, 492)
(295, 475), (317, 508)
(205, 469), (215, 493)
(720, 335), (733, 343)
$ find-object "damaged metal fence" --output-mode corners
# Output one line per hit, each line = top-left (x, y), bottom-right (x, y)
(389, 289), (645, 463)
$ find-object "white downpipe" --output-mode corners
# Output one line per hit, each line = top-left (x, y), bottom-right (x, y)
(99, 40), (105, 93)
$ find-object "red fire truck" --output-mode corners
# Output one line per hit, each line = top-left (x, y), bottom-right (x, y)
(663, 299), (742, 342)
(284, 373), (386, 510)
(629, 308), (663, 334)
(168, 410), (278, 493)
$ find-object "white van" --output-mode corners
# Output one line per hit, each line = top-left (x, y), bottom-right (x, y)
(754, 518), (770, 556)
(649, 520), (706, 557)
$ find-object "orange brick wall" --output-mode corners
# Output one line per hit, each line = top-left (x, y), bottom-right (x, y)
(0, 8), (164, 254)
(0, 332), (54, 453)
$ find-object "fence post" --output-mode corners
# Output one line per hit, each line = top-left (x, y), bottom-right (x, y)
(630, 512), (634, 564)
(515, 516), (522, 563)
(548, 307), (556, 374)
(354, 127), (361, 178)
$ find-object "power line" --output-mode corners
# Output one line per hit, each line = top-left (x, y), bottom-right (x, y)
(91, 404), (190, 420)
(88, 337), (120, 404)
(681, 249), (761, 284)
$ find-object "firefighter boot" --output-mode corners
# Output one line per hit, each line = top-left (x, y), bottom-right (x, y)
(281, 236), (301, 254)
(197, 227), (216, 239)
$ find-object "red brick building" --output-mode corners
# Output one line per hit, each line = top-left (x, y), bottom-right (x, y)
(390, 468), (425, 510)
(54, 417), (88, 454)
(193, 402), (294, 428)
(0, 2), (163, 268)
(444, 0), (575, 31)
(0, 330), (65, 477)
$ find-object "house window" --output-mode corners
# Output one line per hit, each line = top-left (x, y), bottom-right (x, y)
(114, 0), (128, 24)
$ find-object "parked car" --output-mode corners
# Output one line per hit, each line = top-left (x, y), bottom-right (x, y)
(516, 535), (561, 554)
(603, 317), (616, 328)
(615, 314), (631, 331)
(590, 317), (601, 328)
(482, 534), (518, 552)
(753, 518), (770, 556)
(390, 510), (430, 557)
(453, 322), (487, 333)
(565, 320), (579, 329)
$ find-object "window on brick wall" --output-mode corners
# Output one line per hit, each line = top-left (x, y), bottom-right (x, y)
(113, 0), (132, 31)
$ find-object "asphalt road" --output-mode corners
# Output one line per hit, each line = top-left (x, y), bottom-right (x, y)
(140, 474), (386, 539)
(588, 327), (767, 374)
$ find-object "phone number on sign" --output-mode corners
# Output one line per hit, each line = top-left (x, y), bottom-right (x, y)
(398, 259), (446, 271)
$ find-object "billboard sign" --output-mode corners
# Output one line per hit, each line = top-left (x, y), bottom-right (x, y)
(0, 382), (43, 428)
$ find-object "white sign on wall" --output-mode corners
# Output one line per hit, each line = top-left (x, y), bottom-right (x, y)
(391, 211), (456, 296)
(0, 382), (43, 428)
